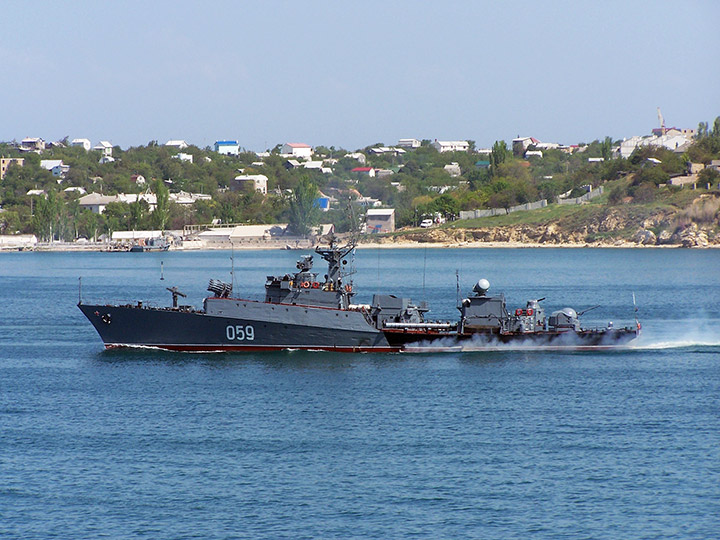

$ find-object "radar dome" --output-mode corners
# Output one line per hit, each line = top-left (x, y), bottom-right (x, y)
(473, 279), (490, 295)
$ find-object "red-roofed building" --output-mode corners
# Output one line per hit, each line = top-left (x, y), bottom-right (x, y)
(351, 167), (376, 177)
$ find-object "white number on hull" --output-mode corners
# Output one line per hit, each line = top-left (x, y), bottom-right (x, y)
(226, 325), (255, 341)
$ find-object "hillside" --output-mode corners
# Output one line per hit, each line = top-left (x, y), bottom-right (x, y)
(1, 120), (719, 244)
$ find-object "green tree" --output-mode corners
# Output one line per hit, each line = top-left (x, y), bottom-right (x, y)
(490, 140), (508, 174)
(287, 177), (320, 236)
(152, 179), (170, 230)
(600, 136), (613, 161)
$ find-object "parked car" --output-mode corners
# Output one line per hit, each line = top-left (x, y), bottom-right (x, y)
(420, 219), (433, 228)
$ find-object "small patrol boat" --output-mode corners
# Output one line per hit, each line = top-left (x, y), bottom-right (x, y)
(78, 236), (640, 352)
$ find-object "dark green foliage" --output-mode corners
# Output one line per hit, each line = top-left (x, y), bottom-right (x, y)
(286, 177), (320, 236)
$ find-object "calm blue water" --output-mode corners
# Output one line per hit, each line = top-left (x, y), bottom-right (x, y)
(1, 248), (719, 539)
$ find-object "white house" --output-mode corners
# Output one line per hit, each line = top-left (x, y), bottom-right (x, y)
(131, 174), (146, 186)
(444, 162), (462, 177)
(344, 152), (367, 165)
(169, 191), (212, 205)
(20, 137), (45, 152)
(369, 147), (406, 156)
(165, 140), (189, 149)
(99, 155), (115, 164)
(78, 192), (158, 214)
(40, 159), (70, 177)
(351, 167), (375, 177)
(281, 143), (313, 158)
(71, 138), (92, 151)
(512, 137), (540, 156)
(93, 141), (113, 157)
(173, 152), (193, 163)
(232, 174), (268, 195)
(398, 138), (421, 148)
(215, 140), (240, 155)
(431, 140), (470, 153)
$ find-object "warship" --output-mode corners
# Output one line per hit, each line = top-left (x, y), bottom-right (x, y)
(78, 236), (640, 352)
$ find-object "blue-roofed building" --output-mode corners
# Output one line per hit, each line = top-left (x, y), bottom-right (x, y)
(214, 140), (240, 156)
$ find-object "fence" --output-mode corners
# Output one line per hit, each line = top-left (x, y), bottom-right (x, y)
(459, 199), (547, 220)
(556, 186), (604, 205)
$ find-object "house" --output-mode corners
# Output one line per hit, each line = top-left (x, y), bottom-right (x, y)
(20, 137), (45, 153)
(215, 140), (240, 155)
(375, 169), (394, 178)
(369, 146), (406, 156)
(366, 208), (395, 233)
(431, 140), (470, 153)
(397, 138), (421, 148)
(169, 191), (212, 205)
(197, 224), (289, 246)
(78, 192), (158, 214)
(63, 186), (87, 195)
(525, 150), (543, 158)
(351, 167), (375, 177)
(652, 127), (696, 138)
(40, 159), (70, 178)
(617, 133), (693, 159)
(232, 174), (268, 195)
(512, 137), (540, 156)
(99, 155), (115, 164)
(315, 194), (331, 212)
(475, 160), (490, 169)
(78, 193), (120, 214)
(356, 196), (381, 207)
(71, 138), (92, 151)
(444, 162), (462, 177)
(173, 152), (193, 163)
(165, 140), (189, 149)
(281, 143), (313, 158)
(0, 157), (24, 180)
(131, 174), (146, 186)
(344, 152), (367, 165)
(93, 141), (113, 157)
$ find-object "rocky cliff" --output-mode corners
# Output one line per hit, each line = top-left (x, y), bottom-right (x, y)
(366, 195), (720, 248)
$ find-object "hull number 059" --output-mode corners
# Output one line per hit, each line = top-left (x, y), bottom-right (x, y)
(226, 325), (255, 341)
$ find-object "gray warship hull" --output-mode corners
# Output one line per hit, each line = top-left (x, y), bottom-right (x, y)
(78, 300), (397, 352)
(78, 236), (640, 353)
(78, 302), (638, 353)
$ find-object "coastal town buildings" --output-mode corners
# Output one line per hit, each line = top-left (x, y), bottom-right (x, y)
(165, 140), (189, 149)
(366, 208), (395, 233)
(432, 140), (470, 153)
(281, 143), (313, 158)
(397, 138), (421, 148)
(0, 157), (24, 180)
(20, 137), (45, 153)
(93, 141), (113, 157)
(214, 140), (239, 155)
(40, 159), (70, 178)
(71, 138), (92, 151)
(232, 174), (268, 194)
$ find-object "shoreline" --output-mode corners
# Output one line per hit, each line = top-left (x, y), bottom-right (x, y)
(3, 240), (717, 252)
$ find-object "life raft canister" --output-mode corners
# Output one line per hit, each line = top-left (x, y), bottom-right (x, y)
(344, 284), (352, 293)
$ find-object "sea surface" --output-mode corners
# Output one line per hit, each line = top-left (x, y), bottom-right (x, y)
(1, 247), (719, 539)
